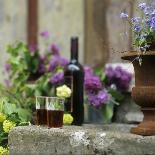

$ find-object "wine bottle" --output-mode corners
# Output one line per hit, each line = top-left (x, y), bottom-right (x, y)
(64, 37), (84, 125)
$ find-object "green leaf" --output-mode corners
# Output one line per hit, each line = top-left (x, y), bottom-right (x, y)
(108, 89), (124, 102)
(3, 103), (17, 115)
(18, 122), (30, 126)
(102, 103), (114, 123)
(7, 112), (21, 123)
(16, 108), (32, 122)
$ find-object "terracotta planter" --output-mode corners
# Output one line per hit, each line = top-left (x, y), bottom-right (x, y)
(122, 51), (155, 136)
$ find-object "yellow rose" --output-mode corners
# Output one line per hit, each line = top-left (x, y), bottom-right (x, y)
(0, 146), (9, 155)
(0, 113), (6, 123)
(3, 120), (16, 133)
(63, 114), (73, 125)
(56, 85), (72, 98)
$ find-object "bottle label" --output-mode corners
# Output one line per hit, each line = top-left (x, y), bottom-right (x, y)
(64, 76), (73, 112)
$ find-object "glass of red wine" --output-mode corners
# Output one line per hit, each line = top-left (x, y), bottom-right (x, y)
(46, 97), (65, 128)
(36, 96), (47, 126)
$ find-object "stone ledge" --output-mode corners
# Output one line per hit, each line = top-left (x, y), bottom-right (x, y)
(8, 124), (155, 155)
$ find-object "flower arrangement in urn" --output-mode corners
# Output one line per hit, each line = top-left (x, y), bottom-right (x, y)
(121, 0), (155, 135)
(121, 0), (155, 53)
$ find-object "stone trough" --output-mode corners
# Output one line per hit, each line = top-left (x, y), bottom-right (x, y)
(9, 124), (155, 155)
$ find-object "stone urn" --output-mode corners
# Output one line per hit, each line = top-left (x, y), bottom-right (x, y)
(122, 51), (155, 136)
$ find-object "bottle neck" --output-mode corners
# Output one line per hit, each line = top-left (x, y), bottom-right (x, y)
(71, 37), (78, 61)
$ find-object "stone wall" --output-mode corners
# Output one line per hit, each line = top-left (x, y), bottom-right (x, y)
(9, 124), (155, 155)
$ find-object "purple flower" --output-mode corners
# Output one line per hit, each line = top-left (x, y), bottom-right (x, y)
(98, 90), (109, 103)
(40, 31), (49, 38)
(29, 44), (38, 53)
(105, 66), (115, 80)
(84, 75), (102, 92)
(4, 79), (10, 87)
(49, 72), (64, 85)
(84, 66), (93, 77)
(105, 66), (132, 91)
(38, 64), (46, 73)
(88, 90), (109, 108)
(48, 56), (69, 72)
(138, 2), (147, 10)
(40, 55), (46, 62)
(120, 12), (129, 19)
(4, 64), (11, 73)
(49, 43), (60, 56)
(37, 56), (46, 73)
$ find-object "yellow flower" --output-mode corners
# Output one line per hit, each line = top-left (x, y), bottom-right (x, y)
(63, 114), (73, 125)
(56, 85), (72, 98)
(0, 146), (9, 155)
(0, 113), (6, 123)
(3, 120), (16, 133)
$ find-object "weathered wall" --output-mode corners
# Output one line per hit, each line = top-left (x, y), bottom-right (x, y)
(85, 0), (109, 67)
(0, 0), (27, 81)
(0, 0), (137, 81)
(39, 0), (84, 62)
(85, 0), (134, 66)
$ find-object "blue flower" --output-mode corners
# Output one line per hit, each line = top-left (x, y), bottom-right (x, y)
(145, 18), (152, 26)
(151, 17), (155, 30)
(133, 25), (142, 32)
(131, 17), (141, 24)
(138, 2), (147, 10)
(120, 13), (128, 19)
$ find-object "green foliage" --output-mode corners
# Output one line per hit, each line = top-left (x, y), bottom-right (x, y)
(0, 96), (31, 147)
(0, 96), (32, 122)
(102, 102), (114, 123)
(108, 88), (124, 102)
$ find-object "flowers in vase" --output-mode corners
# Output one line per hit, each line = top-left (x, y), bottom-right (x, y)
(120, 0), (155, 52)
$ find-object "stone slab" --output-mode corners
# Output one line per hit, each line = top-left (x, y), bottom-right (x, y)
(9, 124), (155, 155)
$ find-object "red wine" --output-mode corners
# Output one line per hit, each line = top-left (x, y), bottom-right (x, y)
(64, 37), (84, 125)
(47, 110), (64, 128)
(36, 109), (47, 125)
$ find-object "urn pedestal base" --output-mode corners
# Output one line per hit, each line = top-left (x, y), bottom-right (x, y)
(131, 108), (155, 136)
